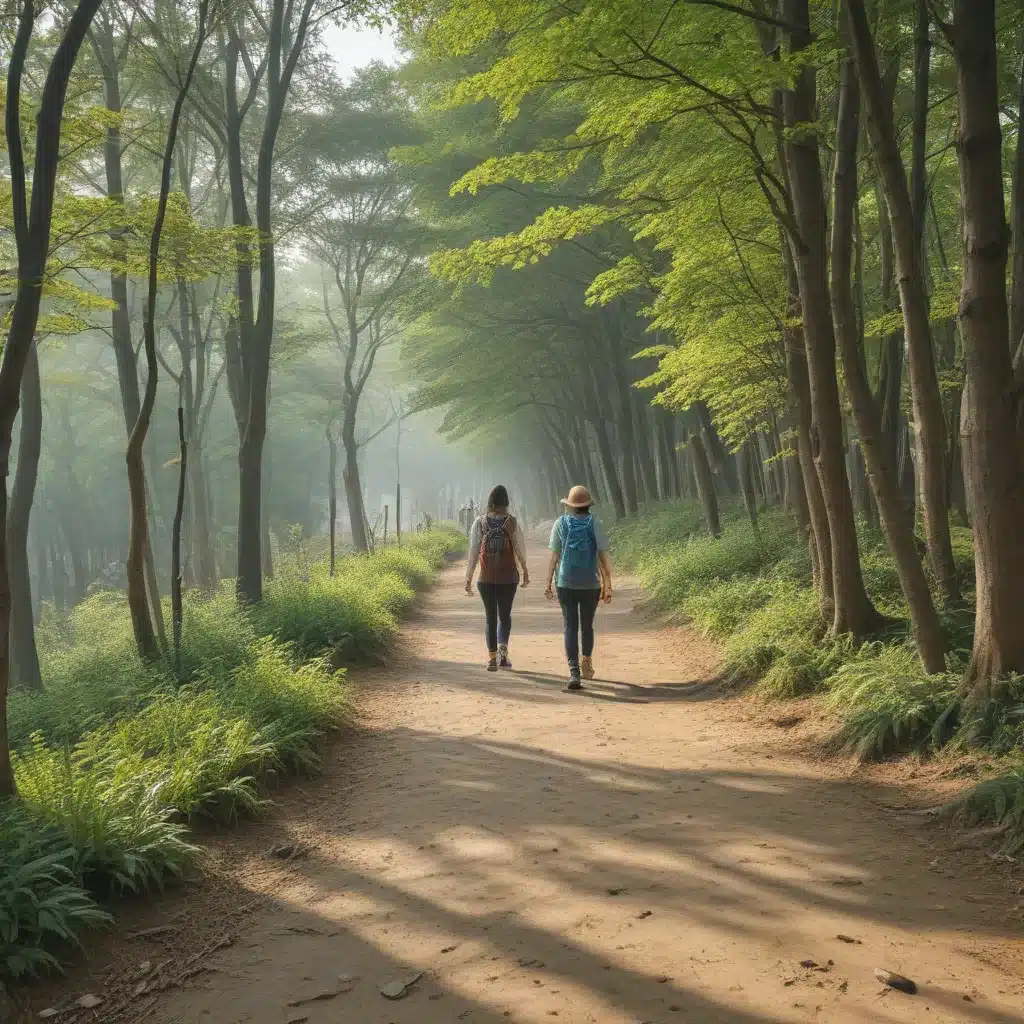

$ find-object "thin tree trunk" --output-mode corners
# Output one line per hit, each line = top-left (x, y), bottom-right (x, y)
(328, 427), (338, 574)
(952, 0), (1024, 693)
(830, 51), (946, 671)
(342, 416), (369, 552)
(171, 406), (187, 676)
(689, 430), (721, 538)
(847, 0), (960, 605)
(784, 0), (879, 638)
(0, 0), (106, 797)
(783, 255), (833, 612)
(127, 6), (206, 658)
(7, 343), (42, 689)
(740, 440), (760, 537)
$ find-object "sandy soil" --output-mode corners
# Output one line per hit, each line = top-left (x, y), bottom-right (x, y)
(17, 547), (1024, 1024)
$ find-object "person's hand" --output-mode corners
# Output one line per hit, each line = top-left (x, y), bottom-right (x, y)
(464, 579), (473, 596)
(521, 572), (530, 588)
(601, 583), (613, 604)
(544, 583), (555, 601)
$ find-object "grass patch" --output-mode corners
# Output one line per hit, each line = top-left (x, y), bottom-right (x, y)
(1, 529), (464, 986)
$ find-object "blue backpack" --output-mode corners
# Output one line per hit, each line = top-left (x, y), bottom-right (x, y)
(559, 514), (597, 586)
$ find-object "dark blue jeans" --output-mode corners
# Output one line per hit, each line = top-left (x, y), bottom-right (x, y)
(478, 582), (517, 651)
(557, 587), (601, 668)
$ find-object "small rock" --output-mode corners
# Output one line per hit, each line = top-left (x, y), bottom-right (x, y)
(518, 958), (543, 968)
(37, 1011), (59, 1020)
(379, 972), (423, 1000)
(637, 910), (653, 920)
(874, 968), (917, 994)
(800, 960), (819, 969)
(132, 980), (149, 997)
(75, 995), (104, 1009)
(441, 945), (457, 954)
(836, 934), (861, 944)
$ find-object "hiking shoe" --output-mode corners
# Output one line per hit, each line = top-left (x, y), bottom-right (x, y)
(498, 645), (512, 669)
(566, 665), (582, 691)
(581, 656), (595, 680)
(487, 655), (498, 672)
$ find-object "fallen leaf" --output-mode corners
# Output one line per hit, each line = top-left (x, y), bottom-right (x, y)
(75, 994), (103, 1009)
(836, 934), (861, 944)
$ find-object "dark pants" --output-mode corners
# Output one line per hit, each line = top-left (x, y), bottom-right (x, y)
(477, 582), (517, 651)
(557, 587), (601, 668)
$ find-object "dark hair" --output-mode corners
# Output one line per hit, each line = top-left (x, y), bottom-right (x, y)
(487, 485), (510, 511)
(572, 505), (591, 515)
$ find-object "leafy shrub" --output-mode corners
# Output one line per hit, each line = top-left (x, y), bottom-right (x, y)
(681, 577), (777, 639)
(723, 583), (827, 693)
(950, 763), (1024, 854)
(13, 738), (200, 892)
(825, 645), (959, 760)
(0, 805), (110, 986)
(214, 640), (348, 774)
(947, 674), (1024, 756)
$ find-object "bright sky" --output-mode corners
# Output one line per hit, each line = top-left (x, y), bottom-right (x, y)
(323, 21), (401, 80)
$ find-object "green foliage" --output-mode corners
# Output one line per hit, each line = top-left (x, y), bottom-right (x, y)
(253, 529), (463, 660)
(825, 648), (959, 760)
(0, 805), (110, 988)
(950, 765), (1024, 855)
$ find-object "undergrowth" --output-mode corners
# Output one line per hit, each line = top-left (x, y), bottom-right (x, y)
(0, 529), (463, 988)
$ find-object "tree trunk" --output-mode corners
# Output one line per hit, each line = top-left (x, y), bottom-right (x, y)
(783, 258), (833, 612)
(128, 8), (206, 657)
(830, 51), (946, 671)
(740, 441), (760, 536)
(694, 401), (739, 495)
(1009, 50), (1024, 373)
(632, 390), (659, 503)
(689, 430), (721, 538)
(952, 0), (1024, 693)
(328, 428), (338, 574)
(342, 415), (369, 552)
(171, 407), (187, 676)
(0, 0), (106, 797)
(7, 343), (42, 689)
(784, 0), (879, 638)
(847, 0), (960, 606)
(614, 373), (640, 517)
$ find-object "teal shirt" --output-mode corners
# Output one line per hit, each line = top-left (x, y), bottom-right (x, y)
(549, 514), (608, 589)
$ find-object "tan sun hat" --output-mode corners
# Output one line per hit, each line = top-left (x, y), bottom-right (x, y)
(561, 484), (593, 508)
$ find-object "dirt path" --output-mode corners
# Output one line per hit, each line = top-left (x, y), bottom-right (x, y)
(30, 547), (1024, 1023)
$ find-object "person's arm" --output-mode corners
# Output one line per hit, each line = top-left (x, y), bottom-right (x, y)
(545, 519), (561, 600)
(594, 518), (612, 602)
(544, 550), (560, 600)
(598, 550), (613, 603)
(465, 517), (481, 593)
(511, 518), (530, 585)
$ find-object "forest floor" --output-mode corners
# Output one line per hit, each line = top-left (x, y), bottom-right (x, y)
(18, 545), (1024, 1024)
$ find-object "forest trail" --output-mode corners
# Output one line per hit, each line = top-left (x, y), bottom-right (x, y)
(83, 548), (1024, 1023)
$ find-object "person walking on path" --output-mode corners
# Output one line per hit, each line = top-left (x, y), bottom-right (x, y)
(465, 485), (530, 671)
(544, 485), (613, 690)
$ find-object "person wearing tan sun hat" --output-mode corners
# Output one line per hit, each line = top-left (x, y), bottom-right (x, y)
(544, 484), (613, 690)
